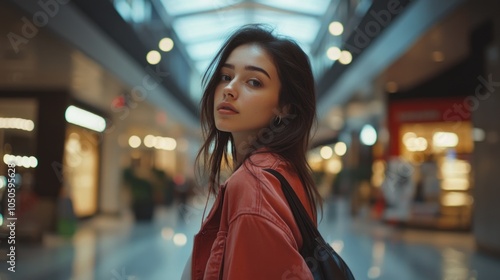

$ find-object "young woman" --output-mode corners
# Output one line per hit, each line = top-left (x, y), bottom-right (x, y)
(183, 24), (322, 280)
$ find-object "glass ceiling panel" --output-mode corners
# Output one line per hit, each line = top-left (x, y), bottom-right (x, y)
(174, 11), (319, 62)
(254, 0), (331, 15)
(196, 59), (214, 75)
(186, 39), (225, 61)
(173, 12), (248, 44)
(157, 0), (337, 78)
(160, 0), (243, 16)
(252, 11), (320, 43)
(111, 0), (376, 103)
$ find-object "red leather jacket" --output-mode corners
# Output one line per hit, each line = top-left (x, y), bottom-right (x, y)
(190, 151), (316, 280)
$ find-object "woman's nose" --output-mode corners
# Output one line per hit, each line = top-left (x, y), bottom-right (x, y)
(223, 81), (238, 99)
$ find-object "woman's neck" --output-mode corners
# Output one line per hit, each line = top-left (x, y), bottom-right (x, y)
(231, 130), (259, 167)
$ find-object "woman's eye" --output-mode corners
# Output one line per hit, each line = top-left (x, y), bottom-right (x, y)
(248, 79), (261, 87)
(221, 74), (231, 82)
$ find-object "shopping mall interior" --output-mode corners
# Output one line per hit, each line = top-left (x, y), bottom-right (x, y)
(1, 0), (500, 279)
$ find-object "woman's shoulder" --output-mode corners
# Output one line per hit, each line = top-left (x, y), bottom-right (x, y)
(226, 151), (291, 190)
(223, 151), (297, 217)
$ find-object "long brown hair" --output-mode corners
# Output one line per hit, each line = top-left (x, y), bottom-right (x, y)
(195, 24), (322, 216)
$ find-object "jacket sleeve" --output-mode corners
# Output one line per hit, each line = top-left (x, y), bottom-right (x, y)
(222, 213), (313, 280)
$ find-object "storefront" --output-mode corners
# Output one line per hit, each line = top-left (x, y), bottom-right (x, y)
(382, 97), (474, 230)
(0, 93), (106, 240)
(0, 98), (39, 224)
(62, 120), (103, 218)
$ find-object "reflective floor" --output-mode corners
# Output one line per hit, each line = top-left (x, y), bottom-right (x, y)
(1, 197), (499, 280)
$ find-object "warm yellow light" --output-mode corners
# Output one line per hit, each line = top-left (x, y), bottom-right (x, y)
(0, 118), (35, 131)
(415, 137), (428, 151)
(307, 153), (323, 169)
(65, 106), (106, 132)
(372, 160), (385, 173)
(3, 154), (38, 168)
(161, 227), (174, 240)
(441, 178), (470, 191)
(433, 132), (458, 147)
(128, 135), (141, 148)
(372, 173), (385, 188)
(334, 142), (347, 156)
(159, 37), (174, 52)
(163, 137), (177, 150)
(154, 136), (163, 149)
(153, 136), (176, 150)
(403, 132), (416, 142)
(441, 192), (472, 206)
(326, 158), (342, 174)
(173, 233), (187, 246)
(330, 240), (344, 253)
(404, 133), (428, 152)
(328, 21), (344, 36)
(327, 46), (341, 61)
(146, 50), (161, 65)
(3, 155), (10, 165)
(320, 146), (333, 159)
(441, 160), (471, 175)
(144, 135), (156, 148)
(339, 50), (352, 65)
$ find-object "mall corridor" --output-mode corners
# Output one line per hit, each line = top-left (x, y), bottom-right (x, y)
(2, 0), (500, 279)
(1, 197), (499, 280)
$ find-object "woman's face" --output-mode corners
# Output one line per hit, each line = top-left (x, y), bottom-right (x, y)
(214, 44), (281, 142)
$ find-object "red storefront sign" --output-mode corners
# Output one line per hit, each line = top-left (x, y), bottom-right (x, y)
(388, 97), (472, 156)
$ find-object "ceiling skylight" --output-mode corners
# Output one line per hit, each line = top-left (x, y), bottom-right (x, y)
(159, 0), (334, 74)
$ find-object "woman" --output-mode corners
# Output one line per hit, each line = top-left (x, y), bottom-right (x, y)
(183, 24), (322, 280)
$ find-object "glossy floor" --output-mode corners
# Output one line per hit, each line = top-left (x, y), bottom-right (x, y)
(1, 198), (499, 280)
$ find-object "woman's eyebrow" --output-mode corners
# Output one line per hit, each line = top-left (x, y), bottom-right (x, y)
(222, 63), (271, 79)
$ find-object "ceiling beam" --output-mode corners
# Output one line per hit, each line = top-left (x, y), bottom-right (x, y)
(317, 0), (467, 118)
(150, 0), (199, 74)
(171, 1), (320, 19)
(310, 0), (342, 56)
(9, 0), (201, 131)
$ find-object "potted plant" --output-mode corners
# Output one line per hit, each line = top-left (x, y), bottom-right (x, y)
(122, 167), (154, 222)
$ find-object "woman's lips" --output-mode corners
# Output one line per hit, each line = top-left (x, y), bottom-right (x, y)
(217, 108), (238, 115)
(217, 102), (239, 114)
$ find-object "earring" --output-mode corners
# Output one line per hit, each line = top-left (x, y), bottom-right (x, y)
(275, 115), (282, 125)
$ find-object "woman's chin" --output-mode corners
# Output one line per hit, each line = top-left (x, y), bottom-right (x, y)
(215, 124), (233, 133)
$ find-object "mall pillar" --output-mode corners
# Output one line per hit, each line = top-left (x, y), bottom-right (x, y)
(472, 11), (500, 256)
(34, 90), (69, 232)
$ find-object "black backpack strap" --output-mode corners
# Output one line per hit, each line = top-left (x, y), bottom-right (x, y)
(263, 169), (321, 239)
(264, 169), (356, 280)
